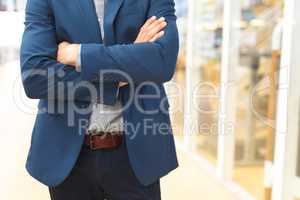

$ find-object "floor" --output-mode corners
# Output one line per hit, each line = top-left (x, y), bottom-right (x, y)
(0, 61), (239, 200)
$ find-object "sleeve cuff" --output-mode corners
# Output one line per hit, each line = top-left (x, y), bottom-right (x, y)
(75, 44), (82, 72)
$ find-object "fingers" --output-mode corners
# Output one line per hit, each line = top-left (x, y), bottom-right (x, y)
(119, 82), (128, 87)
(135, 16), (167, 43)
(58, 41), (70, 49)
(147, 17), (165, 31)
(57, 42), (68, 62)
(147, 20), (167, 39)
(141, 16), (157, 31)
(149, 31), (165, 42)
(57, 43), (80, 66)
(145, 17), (166, 39)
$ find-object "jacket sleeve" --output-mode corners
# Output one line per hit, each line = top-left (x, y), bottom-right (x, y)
(80, 0), (179, 84)
(20, 0), (94, 101)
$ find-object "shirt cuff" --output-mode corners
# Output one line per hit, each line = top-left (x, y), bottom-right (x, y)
(75, 45), (82, 72)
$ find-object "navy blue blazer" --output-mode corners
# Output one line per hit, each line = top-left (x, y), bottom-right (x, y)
(20, 0), (179, 187)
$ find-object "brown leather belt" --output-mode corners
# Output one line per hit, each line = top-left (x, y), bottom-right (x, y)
(84, 131), (123, 150)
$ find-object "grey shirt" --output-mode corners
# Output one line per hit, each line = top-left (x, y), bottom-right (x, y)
(77, 0), (124, 133)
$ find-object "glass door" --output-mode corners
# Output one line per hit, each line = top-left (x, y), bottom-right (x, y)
(231, 0), (283, 199)
(272, 0), (300, 199)
(184, 0), (223, 165)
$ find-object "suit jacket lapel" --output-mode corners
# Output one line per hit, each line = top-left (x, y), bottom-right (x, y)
(104, 0), (124, 45)
(75, 0), (102, 43)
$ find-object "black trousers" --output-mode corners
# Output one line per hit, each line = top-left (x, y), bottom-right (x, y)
(49, 139), (161, 200)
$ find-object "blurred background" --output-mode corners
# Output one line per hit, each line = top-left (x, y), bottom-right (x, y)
(0, 0), (300, 199)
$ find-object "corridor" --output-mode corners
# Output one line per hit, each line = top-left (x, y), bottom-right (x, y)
(2, 0), (300, 198)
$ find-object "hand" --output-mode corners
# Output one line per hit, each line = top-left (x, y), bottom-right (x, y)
(134, 16), (167, 43)
(118, 82), (128, 88)
(57, 41), (80, 66)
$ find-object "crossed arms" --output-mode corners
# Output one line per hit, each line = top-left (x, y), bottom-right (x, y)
(20, 0), (179, 100)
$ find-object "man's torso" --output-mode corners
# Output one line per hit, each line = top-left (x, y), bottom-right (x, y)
(87, 0), (124, 133)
